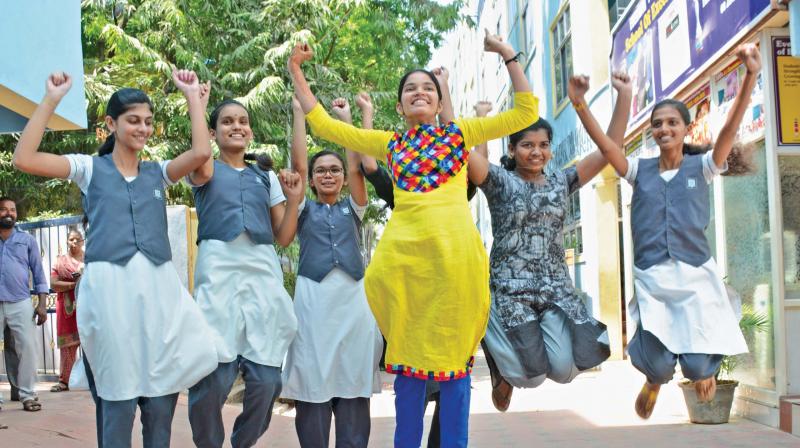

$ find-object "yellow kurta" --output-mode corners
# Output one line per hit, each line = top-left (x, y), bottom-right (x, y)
(306, 92), (539, 380)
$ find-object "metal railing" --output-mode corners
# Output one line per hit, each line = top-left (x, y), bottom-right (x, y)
(1, 215), (84, 382)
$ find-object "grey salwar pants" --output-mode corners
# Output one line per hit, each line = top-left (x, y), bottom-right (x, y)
(295, 397), (370, 448)
(188, 357), (282, 448)
(628, 324), (723, 384)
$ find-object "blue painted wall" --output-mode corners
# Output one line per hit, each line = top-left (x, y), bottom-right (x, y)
(0, 1), (86, 131)
(541, 0), (578, 159)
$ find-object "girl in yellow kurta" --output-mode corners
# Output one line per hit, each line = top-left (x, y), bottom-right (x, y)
(289, 31), (538, 447)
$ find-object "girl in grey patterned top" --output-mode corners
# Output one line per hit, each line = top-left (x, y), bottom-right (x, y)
(468, 73), (632, 411)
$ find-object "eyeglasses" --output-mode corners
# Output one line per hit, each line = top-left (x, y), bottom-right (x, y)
(312, 167), (344, 176)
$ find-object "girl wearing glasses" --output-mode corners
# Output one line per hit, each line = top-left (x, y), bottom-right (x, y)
(280, 97), (382, 447)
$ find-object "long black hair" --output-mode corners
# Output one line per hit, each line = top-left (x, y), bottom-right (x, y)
(500, 119), (554, 171)
(308, 149), (346, 196)
(650, 99), (754, 176)
(97, 88), (153, 156)
(209, 99), (273, 171)
(397, 69), (443, 102)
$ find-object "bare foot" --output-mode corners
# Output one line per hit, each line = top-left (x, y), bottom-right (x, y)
(695, 376), (717, 402)
(635, 382), (661, 419)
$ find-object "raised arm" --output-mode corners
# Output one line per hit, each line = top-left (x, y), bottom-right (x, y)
(331, 97), (368, 207)
(456, 30), (538, 148)
(574, 72), (633, 185)
(187, 81), (214, 186)
(354, 92), (379, 174)
(569, 75), (629, 177)
(272, 170), (304, 247)
(432, 67), (455, 125)
(466, 101), (494, 185)
(714, 44), (761, 168)
(288, 43), (392, 157)
(290, 95), (309, 180)
(165, 70), (213, 183)
(12, 72), (75, 178)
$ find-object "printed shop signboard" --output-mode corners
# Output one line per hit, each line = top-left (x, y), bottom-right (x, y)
(773, 36), (800, 145)
(611, 0), (771, 131)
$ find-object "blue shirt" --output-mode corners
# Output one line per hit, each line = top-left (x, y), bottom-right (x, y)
(0, 229), (49, 302)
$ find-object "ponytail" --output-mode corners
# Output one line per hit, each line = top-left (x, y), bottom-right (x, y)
(244, 152), (273, 172)
(97, 133), (116, 156)
(500, 154), (516, 171)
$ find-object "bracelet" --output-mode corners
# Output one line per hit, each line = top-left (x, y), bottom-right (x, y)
(572, 101), (586, 112)
(504, 52), (523, 65)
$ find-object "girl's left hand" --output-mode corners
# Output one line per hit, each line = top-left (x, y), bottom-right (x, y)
(567, 75), (590, 102)
(279, 169), (304, 202)
(331, 98), (352, 122)
(736, 43), (761, 74)
(198, 81), (212, 110)
(172, 70), (201, 97)
(432, 66), (450, 84)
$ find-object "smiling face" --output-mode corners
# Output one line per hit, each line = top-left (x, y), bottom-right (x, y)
(105, 103), (153, 152)
(510, 129), (552, 174)
(211, 103), (253, 153)
(650, 105), (689, 153)
(310, 154), (346, 198)
(0, 199), (17, 229)
(396, 71), (443, 124)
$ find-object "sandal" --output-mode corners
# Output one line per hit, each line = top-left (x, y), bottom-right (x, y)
(22, 399), (42, 412)
(50, 382), (69, 392)
(491, 378), (513, 412)
(635, 382), (660, 419)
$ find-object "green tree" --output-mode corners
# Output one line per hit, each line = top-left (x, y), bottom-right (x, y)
(1, 0), (468, 223)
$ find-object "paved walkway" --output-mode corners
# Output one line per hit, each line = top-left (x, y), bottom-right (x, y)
(1, 353), (798, 447)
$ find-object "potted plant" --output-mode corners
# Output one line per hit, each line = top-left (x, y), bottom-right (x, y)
(678, 301), (770, 424)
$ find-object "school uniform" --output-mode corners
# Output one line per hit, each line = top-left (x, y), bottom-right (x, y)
(281, 196), (382, 448)
(187, 160), (297, 448)
(624, 153), (747, 384)
(66, 153), (219, 448)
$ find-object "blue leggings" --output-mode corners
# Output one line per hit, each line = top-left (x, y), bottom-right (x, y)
(394, 375), (470, 448)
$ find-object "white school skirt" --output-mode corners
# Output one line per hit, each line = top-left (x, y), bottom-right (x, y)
(281, 268), (383, 403)
(77, 252), (219, 401)
(193, 233), (297, 367)
(630, 258), (748, 356)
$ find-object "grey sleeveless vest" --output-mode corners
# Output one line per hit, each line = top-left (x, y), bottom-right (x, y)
(193, 160), (274, 244)
(83, 155), (172, 265)
(631, 154), (711, 270)
(297, 199), (364, 282)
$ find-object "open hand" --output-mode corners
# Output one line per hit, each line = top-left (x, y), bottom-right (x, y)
(45, 72), (73, 102)
(331, 98), (352, 122)
(736, 43), (761, 74)
(567, 75), (590, 102)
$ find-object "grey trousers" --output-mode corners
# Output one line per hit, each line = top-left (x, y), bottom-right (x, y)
(84, 356), (178, 448)
(0, 299), (38, 402)
(3, 324), (20, 401)
(189, 357), (282, 448)
(295, 397), (370, 448)
(628, 325), (723, 384)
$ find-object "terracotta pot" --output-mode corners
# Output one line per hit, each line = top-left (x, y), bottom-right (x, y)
(678, 379), (738, 424)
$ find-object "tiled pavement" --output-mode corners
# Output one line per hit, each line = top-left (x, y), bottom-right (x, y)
(1, 352), (798, 447)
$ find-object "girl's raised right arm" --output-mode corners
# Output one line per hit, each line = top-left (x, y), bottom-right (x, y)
(13, 72), (74, 178)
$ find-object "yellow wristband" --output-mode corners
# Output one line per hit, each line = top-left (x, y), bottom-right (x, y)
(572, 101), (586, 112)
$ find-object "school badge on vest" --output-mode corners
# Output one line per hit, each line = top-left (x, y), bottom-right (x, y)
(342, 206), (351, 215)
(154, 189), (163, 200)
(687, 177), (697, 189)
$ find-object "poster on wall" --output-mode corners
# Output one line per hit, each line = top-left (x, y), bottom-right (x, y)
(711, 58), (766, 143)
(611, 0), (772, 130)
(773, 36), (800, 145)
(685, 83), (712, 145)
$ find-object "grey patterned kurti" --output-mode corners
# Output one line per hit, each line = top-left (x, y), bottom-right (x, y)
(480, 164), (609, 376)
